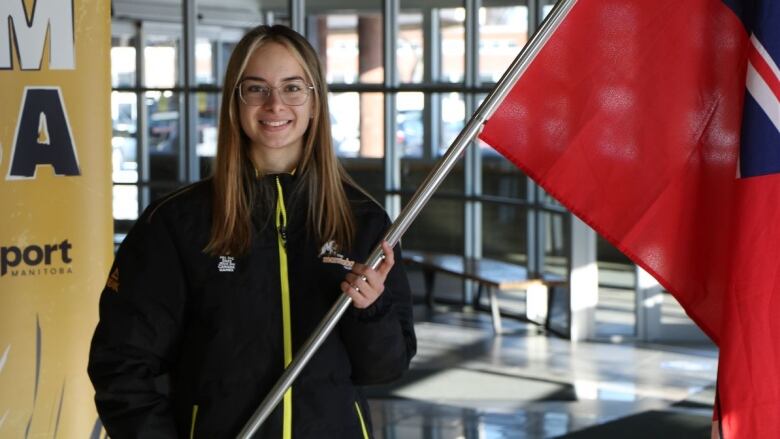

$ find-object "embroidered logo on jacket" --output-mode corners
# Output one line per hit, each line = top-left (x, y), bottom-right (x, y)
(318, 240), (354, 270)
(218, 256), (236, 272)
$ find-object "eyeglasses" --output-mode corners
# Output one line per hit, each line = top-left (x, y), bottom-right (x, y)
(237, 79), (314, 106)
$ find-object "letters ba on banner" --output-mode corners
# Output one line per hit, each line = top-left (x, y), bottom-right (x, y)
(0, 0), (112, 435)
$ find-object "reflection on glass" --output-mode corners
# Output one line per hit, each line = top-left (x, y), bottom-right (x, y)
(483, 203), (527, 264)
(541, 211), (567, 275)
(479, 6), (529, 83)
(482, 144), (526, 198)
(397, 92), (424, 157)
(219, 41), (237, 85)
(398, 12), (423, 83)
(310, 10), (383, 84)
(440, 8), (465, 82)
(197, 93), (219, 157)
(111, 35), (135, 87)
(113, 185), (138, 220)
(439, 93), (465, 155)
(196, 38), (215, 85)
(323, 15), (358, 83)
(329, 92), (361, 157)
(357, 15), (383, 85)
(145, 91), (181, 181)
(145, 35), (180, 88)
(401, 161), (463, 193)
(197, 92), (219, 177)
(359, 92), (384, 158)
(111, 91), (138, 184)
(402, 197), (464, 254)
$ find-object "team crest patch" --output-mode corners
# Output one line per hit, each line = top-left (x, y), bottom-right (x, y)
(218, 256), (236, 272)
(318, 240), (354, 270)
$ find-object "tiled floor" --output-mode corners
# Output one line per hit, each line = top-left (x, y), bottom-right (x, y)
(366, 304), (718, 438)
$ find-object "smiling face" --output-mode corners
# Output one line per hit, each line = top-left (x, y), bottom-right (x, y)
(238, 42), (314, 173)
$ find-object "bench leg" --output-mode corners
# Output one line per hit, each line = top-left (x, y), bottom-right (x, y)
(423, 269), (436, 308)
(526, 283), (549, 325)
(488, 287), (503, 335)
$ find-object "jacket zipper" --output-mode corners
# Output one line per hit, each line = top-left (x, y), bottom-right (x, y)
(275, 176), (293, 439)
(189, 404), (199, 439)
(354, 401), (369, 439)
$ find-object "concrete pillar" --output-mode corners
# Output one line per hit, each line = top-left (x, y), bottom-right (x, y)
(635, 265), (663, 341)
(569, 215), (598, 341)
(358, 15), (384, 158)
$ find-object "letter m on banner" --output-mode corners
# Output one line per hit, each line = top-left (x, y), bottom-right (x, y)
(0, 0), (75, 70)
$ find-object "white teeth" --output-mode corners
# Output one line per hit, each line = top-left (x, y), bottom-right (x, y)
(261, 120), (289, 127)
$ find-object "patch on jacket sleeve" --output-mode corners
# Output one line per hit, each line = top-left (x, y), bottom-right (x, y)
(318, 240), (354, 270)
(106, 266), (119, 292)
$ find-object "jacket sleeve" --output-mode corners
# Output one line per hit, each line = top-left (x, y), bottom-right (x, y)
(88, 208), (187, 438)
(338, 216), (417, 385)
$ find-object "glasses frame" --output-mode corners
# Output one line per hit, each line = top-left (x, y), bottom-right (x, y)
(236, 79), (316, 107)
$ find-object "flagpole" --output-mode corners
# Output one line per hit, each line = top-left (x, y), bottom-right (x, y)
(236, 1), (577, 436)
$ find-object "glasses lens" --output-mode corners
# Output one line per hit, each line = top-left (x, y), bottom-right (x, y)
(239, 80), (310, 106)
(280, 81), (308, 106)
(239, 81), (266, 106)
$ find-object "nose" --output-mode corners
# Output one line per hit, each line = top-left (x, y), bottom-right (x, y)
(263, 88), (285, 110)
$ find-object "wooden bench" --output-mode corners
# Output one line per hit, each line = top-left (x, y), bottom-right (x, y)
(402, 250), (565, 334)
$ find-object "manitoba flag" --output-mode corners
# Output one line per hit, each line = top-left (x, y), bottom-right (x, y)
(479, 0), (780, 437)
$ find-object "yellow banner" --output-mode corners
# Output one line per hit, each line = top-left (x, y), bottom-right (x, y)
(0, 0), (111, 436)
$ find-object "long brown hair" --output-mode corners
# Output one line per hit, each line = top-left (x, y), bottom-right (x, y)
(205, 25), (356, 256)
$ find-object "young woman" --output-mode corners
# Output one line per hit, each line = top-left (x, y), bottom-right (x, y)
(88, 25), (416, 438)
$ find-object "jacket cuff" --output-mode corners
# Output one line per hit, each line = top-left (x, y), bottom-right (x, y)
(346, 292), (391, 321)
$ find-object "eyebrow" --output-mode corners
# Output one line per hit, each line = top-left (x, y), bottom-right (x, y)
(242, 75), (305, 82)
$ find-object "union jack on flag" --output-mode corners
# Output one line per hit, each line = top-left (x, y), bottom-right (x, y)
(739, 3), (780, 178)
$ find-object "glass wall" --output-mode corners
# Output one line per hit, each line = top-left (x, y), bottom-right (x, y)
(110, 0), (569, 283)
(308, 3), (386, 201)
(110, 14), (247, 235)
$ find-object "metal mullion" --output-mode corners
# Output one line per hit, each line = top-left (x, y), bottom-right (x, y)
(423, 8), (439, 161)
(384, 0), (400, 219)
(136, 21), (151, 212)
(215, 40), (224, 86)
(183, 0), (199, 183)
(525, 0), (545, 278)
(529, 0), (541, 35)
(290, 0), (305, 36)
(537, 186), (551, 276)
(527, 178), (539, 276)
(465, 0), (478, 88)
(462, 0), (480, 304)
(527, 0), (554, 275)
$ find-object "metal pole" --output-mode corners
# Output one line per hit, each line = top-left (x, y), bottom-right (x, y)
(236, 0), (577, 436)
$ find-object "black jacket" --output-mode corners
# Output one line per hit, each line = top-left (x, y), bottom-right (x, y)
(88, 175), (416, 438)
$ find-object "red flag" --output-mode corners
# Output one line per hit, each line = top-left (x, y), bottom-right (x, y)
(479, 0), (780, 436)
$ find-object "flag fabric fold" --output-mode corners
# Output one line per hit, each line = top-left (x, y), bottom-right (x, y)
(479, 0), (780, 436)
